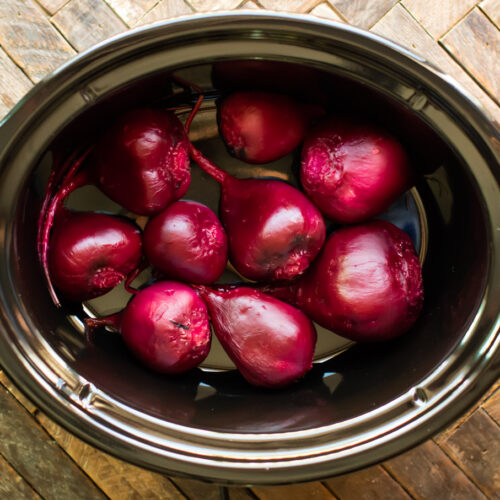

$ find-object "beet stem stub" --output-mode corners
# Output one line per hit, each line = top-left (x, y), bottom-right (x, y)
(84, 312), (122, 344)
(41, 148), (93, 307)
(189, 144), (229, 185)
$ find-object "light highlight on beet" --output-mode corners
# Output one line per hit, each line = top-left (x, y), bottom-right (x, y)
(301, 117), (413, 223)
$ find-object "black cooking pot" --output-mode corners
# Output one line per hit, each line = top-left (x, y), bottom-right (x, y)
(0, 12), (498, 485)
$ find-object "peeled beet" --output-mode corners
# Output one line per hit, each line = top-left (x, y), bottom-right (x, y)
(196, 286), (316, 388)
(86, 281), (211, 374)
(264, 220), (424, 342)
(218, 91), (312, 164)
(144, 200), (228, 284)
(301, 117), (413, 223)
(93, 108), (191, 215)
(190, 146), (326, 281)
(48, 211), (142, 302)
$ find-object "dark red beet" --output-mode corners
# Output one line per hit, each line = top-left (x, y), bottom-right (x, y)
(39, 100), (202, 306)
(92, 108), (191, 215)
(301, 117), (413, 223)
(86, 281), (211, 374)
(144, 200), (228, 284)
(48, 211), (142, 303)
(263, 220), (424, 342)
(196, 285), (316, 388)
(218, 91), (313, 164)
(190, 145), (326, 282)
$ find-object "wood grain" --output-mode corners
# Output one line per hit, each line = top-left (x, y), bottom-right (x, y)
(323, 465), (412, 500)
(36, 412), (187, 500)
(36, 0), (70, 16)
(441, 8), (500, 104)
(52, 0), (127, 51)
(0, 454), (41, 499)
(187, 0), (243, 11)
(258, 0), (306, 10)
(239, 1), (261, 9)
(0, 0), (75, 82)
(104, 0), (158, 27)
(0, 385), (106, 499)
(136, 0), (194, 27)
(480, 0), (500, 27)
(171, 478), (255, 500)
(439, 410), (500, 499)
(309, 3), (343, 21)
(327, 0), (398, 29)
(383, 440), (486, 500)
(252, 482), (337, 500)
(0, 47), (32, 120)
(402, 0), (477, 39)
(484, 387), (500, 425)
(371, 4), (500, 124)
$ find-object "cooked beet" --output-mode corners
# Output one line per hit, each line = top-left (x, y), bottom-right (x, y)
(264, 220), (424, 342)
(93, 108), (191, 215)
(196, 285), (316, 388)
(218, 91), (313, 164)
(301, 116), (413, 223)
(47, 210), (142, 303)
(190, 145), (326, 282)
(144, 200), (228, 284)
(86, 281), (211, 374)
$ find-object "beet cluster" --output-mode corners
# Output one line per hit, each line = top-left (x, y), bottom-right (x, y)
(38, 69), (424, 389)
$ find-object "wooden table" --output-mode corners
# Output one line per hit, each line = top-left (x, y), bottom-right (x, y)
(0, 1), (499, 499)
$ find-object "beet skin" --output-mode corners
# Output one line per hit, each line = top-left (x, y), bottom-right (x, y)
(197, 286), (316, 388)
(144, 200), (228, 284)
(49, 211), (142, 302)
(301, 117), (413, 223)
(264, 220), (424, 342)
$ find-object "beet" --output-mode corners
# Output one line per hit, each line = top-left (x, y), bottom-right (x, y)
(86, 281), (211, 374)
(263, 220), (424, 342)
(47, 210), (142, 304)
(218, 91), (314, 164)
(92, 108), (191, 215)
(196, 285), (316, 388)
(39, 104), (199, 306)
(190, 145), (326, 281)
(144, 200), (228, 284)
(301, 116), (413, 223)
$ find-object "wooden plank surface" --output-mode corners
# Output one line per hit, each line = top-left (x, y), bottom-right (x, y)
(36, 412), (188, 500)
(383, 441), (487, 500)
(51, 0), (127, 51)
(0, 1), (499, 499)
(0, 454), (41, 500)
(439, 410), (500, 499)
(323, 465), (412, 500)
(327, 0), (399, 29)
(480, 0), (500, 26)
(402, 0), (478, 39)
(441, 8), (500, 104)
(484, 387), (500, 425)
(0, 0), (75, 82)
(0, 385), (106, 500)
(0, 46), (33, 120)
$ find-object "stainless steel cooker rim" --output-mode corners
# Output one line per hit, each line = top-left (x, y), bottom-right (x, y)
(0, 11), (499, 485)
